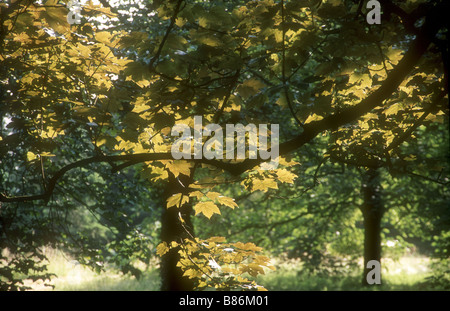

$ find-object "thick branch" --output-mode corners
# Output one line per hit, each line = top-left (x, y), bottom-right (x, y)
(224, 5), (444, 175)
(0, 153), (172, 203)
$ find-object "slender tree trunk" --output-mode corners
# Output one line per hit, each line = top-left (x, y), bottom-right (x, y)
(160, 173), (195, 291)
(360, 167), (384, 286)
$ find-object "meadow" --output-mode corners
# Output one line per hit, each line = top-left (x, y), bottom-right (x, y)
(27, 248), (436, 291)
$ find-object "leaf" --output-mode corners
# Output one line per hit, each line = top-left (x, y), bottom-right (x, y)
(165, 33), (188, 50)
(237, 78), (266, 99)
(363, 113), (379, 121)
(83, 2), (117, 18)
(404, 155), (417, 161)
(166, 193), (189, 208)
(278, 157), (300, 167)
(241, 263), (265, 277)
(95, 31), (113, 45)
(384, 103), (402, 116)
(251, 178), (278, 192)
(208, 236), (227, 243)
(183, 268), (203, 279)
(233, 242), (262, 252)
(386, 47), (403, 65)
(194, 201), (221, 219)
(43, 4), (70, 33)
(165, 160), (191, 178)
(124, 61), (152, 87)
(275, 169), (297, 184)
(304, 113), (324, 124)
(206, 191), (221, 201)
(189, 191), (204, 199)
(156, 242), (169, 257)
(40, 152), (55, 157)
(196, 34), (222, 47)
(276, 93), (288, 108)
(27, 151), (38, 162)
(217, 196), (238, 209)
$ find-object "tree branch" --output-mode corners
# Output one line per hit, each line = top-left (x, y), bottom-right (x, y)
(217, 4), (445, 175)
(280, 0), (304, 128)
(148, 0), (184, 70)
(1, 3), (445, 203)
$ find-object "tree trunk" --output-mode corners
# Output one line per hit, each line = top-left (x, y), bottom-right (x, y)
(360, 167), (384, 286)
(160, 173), (195, 291)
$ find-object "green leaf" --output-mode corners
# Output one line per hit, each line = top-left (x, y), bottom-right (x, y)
(237, 78), (266, 99)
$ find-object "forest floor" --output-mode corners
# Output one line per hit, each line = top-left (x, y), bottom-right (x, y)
(25, 248), (441, 291)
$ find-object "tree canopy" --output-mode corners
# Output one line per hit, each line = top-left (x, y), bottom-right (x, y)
(0, 0), (448, 290)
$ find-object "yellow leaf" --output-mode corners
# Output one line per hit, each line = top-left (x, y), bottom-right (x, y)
(275, 169), (297, 184)
(95, 31), (114, 45)
(278, 157), (300, 167)
(40, 152), (55, 157)
(384, 102), (402, 116)
(165, 160), (191, 177)
(208, 236), (226, 243)
(363, 113), (379, 121)
(206, 191), (221, 201)
(217, 196), (238, 209)
(252, 178), (278, 192)
(386, 47), (403, 65)
(194, 201), (221, 219)
(175, 17), (187, 27)
(183, 268), (202, 279)
(304, 113), (324, 124)
(156, 242), (169, 256)
(349, 73), (371, 88)
(27, 151), (38, 162)
(233, 242), (262, 252)
(166, 193), (189, 208)
(189, 191), (204, 199)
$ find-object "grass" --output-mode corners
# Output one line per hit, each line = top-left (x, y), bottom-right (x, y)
(27, 248), (160, 291)
(28, 249), (438, 291)
(257, 255), (433, 291)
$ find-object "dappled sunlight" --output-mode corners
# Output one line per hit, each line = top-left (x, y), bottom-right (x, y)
(1, 0), (448, 293)
(25, 248), (160, 291)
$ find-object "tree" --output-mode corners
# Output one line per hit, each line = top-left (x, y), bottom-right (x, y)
(1, 0), (448, 290)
